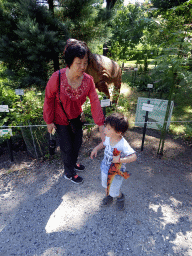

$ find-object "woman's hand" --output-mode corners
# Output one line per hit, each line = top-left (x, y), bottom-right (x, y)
(47, 123), (56, 134)
(99, 125), (105, 142)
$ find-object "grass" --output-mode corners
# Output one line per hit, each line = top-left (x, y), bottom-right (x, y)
(119, 59), (156, 70)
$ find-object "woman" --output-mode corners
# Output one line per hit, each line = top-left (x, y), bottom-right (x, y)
(43, 39), (105, 184)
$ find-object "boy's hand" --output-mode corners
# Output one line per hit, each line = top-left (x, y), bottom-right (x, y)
(90, 148), (98, 159)
(113, 155), (121, 163)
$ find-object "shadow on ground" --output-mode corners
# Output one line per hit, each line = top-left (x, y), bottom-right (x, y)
(0, 139), (192, 255)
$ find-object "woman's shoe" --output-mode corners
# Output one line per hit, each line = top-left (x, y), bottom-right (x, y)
(64, 174), (83, 184)
(71, 174), (83, 184)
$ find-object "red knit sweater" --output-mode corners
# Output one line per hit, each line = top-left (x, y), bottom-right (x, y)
(43, 68), (105, 126)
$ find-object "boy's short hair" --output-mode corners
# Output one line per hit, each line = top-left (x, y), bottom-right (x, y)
(63, 39), (88, 68)
(105, 112), (129, 134)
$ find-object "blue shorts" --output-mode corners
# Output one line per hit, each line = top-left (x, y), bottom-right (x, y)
(100, 161), (124, 197)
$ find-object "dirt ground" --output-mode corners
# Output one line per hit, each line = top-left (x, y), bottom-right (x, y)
(0, 127), (192, 256)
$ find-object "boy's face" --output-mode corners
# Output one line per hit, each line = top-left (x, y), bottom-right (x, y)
(104, 124), (121, 138)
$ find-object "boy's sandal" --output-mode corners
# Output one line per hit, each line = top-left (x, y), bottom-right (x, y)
(101, 195), (113, 206)
(116, 193), (125, 211)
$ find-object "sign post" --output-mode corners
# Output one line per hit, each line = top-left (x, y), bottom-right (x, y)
(133, 67), (138, 84)
(0, 105), (14, 161)
(6, 131), (14, 162)
(141, 100), (154, 151)
(100, 96), (111, 117)
(147, 84), (153, 98)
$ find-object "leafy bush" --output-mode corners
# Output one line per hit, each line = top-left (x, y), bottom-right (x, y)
(0, 82), (19, 127)
(0, 83), (44, 127)
(0, 81), (47, 157)
(11, 88), (44, 126)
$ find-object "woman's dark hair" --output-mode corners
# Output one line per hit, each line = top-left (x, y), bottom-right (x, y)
(105, 112), (129, 134)
(63, 39), (88, 68)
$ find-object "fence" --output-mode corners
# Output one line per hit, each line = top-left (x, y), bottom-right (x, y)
(1, 119), (192, 160)
(0, 124), (48, 159)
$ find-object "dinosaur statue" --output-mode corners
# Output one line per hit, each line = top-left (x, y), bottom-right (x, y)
(86, 50), (122, 103)
(107, 148), (131, 196)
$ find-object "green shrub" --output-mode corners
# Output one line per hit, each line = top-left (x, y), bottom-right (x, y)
(11, 88), (44, 125)
(0, 82), (47, 157)
(183, 123), (192, 141)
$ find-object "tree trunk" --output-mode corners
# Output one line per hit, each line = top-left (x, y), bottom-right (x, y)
(48, 0), (54, 15)
(47, 0), (60, 71)
(106, 0), (117, 9)
(53, 54), (60, 72)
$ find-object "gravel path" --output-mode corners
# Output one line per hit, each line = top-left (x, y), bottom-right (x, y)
(0, 129), (192, 256)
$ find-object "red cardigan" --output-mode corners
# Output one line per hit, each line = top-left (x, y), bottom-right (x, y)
(43, 68), (105, 126)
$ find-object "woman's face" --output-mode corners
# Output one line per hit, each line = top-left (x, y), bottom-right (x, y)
(70, 54), (88, 77)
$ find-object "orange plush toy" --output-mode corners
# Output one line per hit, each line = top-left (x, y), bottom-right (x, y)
(106, 148), (131, 196)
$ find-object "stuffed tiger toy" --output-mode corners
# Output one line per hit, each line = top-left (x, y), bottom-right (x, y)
(106, 148), (131, 196)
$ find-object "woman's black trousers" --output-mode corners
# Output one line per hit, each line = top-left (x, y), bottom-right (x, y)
(56, 123), (83, 177)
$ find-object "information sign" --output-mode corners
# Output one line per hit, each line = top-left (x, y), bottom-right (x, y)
(135, 97), (174, 130)
(142, 103), (154, 112)
(100, 99), (111, 107)
(0, 105), (9, 112)
(147, 84), (153, 89)
(15, 89), (24, 95)
(0, 129), (12, 137)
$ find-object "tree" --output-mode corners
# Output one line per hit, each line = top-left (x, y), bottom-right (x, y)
(145, 0), (192, 48)
(57, 0), (114, 48)
(109, 3), (148, 60)
(151, 0), (188, 9)
(0, 0), (122, 89)
(106, 0), (118, 9)
(143, 2), (192, 155)
(0, 0), (68, 88)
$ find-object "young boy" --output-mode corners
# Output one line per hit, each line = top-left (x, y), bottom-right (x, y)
(90, 112), (137, 210)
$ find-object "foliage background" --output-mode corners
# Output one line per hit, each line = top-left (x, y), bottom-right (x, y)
(0, 0), (191, 156)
